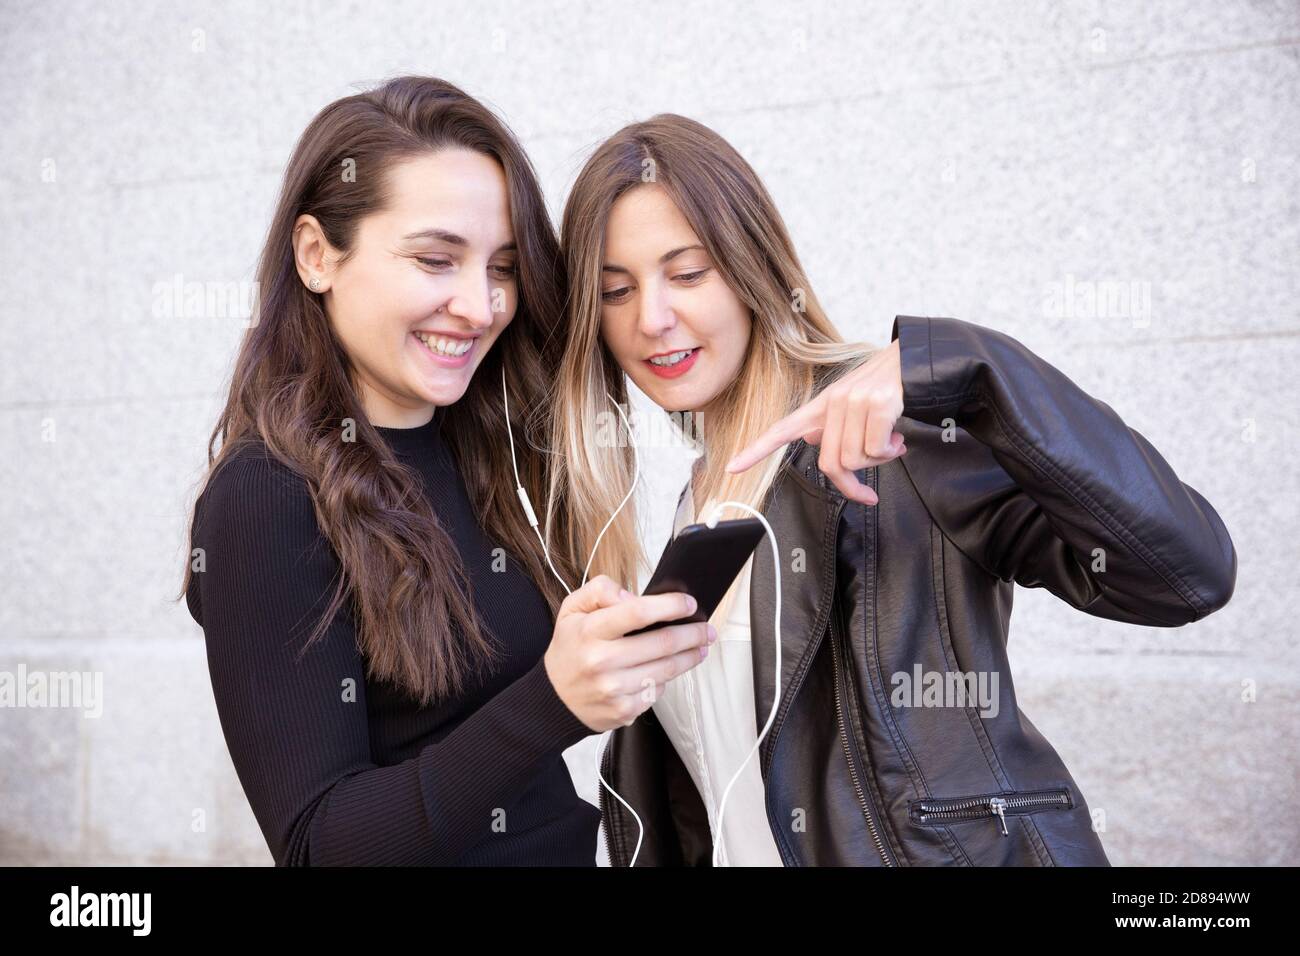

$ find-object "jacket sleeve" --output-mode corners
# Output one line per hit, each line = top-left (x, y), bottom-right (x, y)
(890, 314), (1237, 626)
(190, 452), (593, 866)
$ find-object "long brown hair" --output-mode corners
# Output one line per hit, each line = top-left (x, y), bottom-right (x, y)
(552, 114), (874, 610)
(180, 76), (578, 706)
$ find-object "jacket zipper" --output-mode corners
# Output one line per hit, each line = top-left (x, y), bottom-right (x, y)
(830, 602), (895, 866)
(598, 734), (625, 867)
(909, 788), (1073, 836)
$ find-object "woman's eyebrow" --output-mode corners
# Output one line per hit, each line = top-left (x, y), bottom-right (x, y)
(401, 227), (516, 253)
(603, 244), (705, 273)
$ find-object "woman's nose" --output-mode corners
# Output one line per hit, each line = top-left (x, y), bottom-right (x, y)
(447, 277), (495, 329)
(637, 289), (676, 337)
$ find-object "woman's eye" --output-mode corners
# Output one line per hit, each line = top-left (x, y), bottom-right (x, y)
(601, 287), (631, 304)
(675, 269), (708, 283)
(490, 264), (518, 279)
(416, 256), (453, 270)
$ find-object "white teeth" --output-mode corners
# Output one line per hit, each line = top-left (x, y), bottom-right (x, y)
(649, 349), (694, 367)
(416, 333), (473, 357)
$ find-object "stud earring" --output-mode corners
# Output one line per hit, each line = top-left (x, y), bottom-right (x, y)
(309, 276), (322, 291)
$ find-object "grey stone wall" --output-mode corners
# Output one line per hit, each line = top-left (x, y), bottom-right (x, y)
(1, 0), (1294, 865)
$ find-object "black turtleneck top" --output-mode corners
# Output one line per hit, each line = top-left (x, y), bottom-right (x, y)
(185, 409), (599, 865)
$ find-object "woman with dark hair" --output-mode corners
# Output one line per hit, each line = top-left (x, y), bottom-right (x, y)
(180, 77), (712, 866)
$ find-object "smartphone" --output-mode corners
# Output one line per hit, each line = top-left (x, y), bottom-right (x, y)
(625, 517), (766, 635)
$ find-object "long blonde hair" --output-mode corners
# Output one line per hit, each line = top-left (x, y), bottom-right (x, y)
(552, 114), (879, 616)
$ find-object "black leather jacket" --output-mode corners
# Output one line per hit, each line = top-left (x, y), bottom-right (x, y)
(599, 314), (1237, 866)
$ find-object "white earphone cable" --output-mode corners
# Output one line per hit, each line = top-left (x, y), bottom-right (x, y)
(699, 501), (781, 868)
(502, 367), (645, 865)
(581, 402), (640, 589)
(503, 369), (783, 867)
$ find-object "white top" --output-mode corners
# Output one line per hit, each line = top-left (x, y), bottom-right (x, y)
(649, 483), (785, 866)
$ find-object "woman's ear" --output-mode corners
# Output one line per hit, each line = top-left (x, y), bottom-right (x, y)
(292, 214), (335, 293)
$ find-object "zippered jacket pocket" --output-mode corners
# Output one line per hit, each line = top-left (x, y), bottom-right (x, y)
(907, 787), (1073, 836)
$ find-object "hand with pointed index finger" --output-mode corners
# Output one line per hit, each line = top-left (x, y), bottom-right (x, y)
(724, 339), (907, 505)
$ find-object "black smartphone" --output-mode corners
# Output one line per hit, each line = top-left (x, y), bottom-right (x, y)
(625, 517), (766, 635)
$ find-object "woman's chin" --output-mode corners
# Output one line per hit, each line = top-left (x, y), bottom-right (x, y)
(638, 378), (715, 416)
(403, 356), (474, 404)
(408, 373), (470, 409)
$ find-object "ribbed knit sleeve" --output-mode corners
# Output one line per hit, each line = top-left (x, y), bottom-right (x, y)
(188, 451), (594, 866)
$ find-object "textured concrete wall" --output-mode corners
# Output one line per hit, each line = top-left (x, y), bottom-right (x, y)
(1, 0), (1295, 865)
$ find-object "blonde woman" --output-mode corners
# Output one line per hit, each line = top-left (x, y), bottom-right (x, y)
(548, 115), (1237, 866)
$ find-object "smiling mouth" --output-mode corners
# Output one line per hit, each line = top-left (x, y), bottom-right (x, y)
(642, 346), (700, 379)
(414, 331), (476, 358)
(411, 331), (478, 369)
(646, 348), (698, 368)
